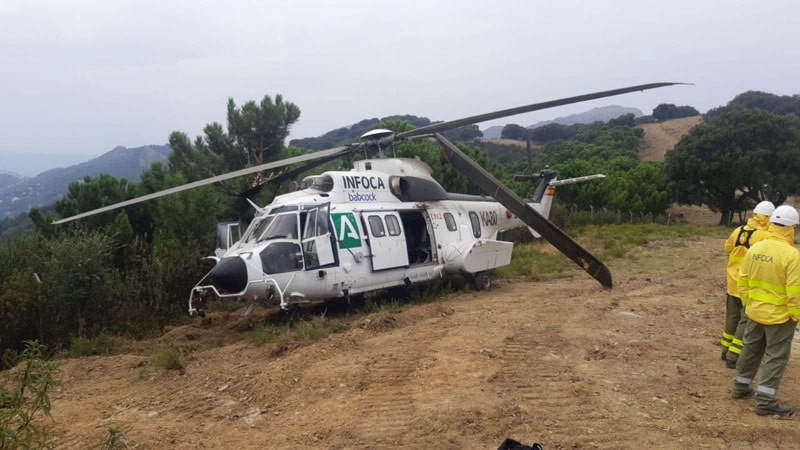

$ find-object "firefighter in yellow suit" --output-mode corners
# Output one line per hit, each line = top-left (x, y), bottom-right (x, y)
(722, 201), (775, 368)
(731, 205), (800, 417)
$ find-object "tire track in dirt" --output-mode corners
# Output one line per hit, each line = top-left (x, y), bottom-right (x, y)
(346, 321), (453, 445)
(486, 322), (647, 447)
(49, 348), (278, 449)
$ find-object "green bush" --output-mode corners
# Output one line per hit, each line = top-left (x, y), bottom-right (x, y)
(69, 335), (110, 357)
(150, 346), (189, 373)
(102, 427), (130, 449)
(0, 340), (58, 449)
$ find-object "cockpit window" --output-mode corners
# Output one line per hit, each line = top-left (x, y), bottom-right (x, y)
(260, 242), (302, 274)
(245, 217), (272, 243)
(259, 213), (298, 241)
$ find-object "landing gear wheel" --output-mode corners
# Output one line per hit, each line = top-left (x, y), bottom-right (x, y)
(346, 293), (365, 309)
(471, 271), (492, 291)
(279, 304), (299, 321)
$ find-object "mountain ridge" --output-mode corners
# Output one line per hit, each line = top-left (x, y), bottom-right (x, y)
(0, 144), (170, 219)
(482, 105), (644, 138)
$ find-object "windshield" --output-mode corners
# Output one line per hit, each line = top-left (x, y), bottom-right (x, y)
(258, 213), (298, 241)
(244, 216), (273, 243)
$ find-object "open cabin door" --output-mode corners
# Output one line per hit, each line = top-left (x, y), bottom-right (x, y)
(301, 204), (336, 269)
(215, 221), (242, 258)
(364, 211), (409, 270)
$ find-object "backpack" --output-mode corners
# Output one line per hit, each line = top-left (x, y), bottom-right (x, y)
(735, 226), (757, 249)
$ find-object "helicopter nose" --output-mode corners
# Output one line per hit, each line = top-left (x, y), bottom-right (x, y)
(210, 257), (248, 294)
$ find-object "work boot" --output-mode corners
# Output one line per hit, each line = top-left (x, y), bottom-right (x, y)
(731, 388), (753, 400)
(755, 404), (795, 417)
(725, 359), (737, 369)
(721, 349), (728, 361)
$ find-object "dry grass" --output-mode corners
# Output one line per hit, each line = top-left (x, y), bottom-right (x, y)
(637, 115), (702, 161)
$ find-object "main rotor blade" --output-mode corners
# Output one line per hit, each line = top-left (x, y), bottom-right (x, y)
(238, 150), (347, 198)
(53, 145), (353, 224)
(398, 82), (687, 139)
(434, 133), (612, 288)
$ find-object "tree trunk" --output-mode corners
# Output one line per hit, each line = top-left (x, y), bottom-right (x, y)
(719, 209), (733, 226)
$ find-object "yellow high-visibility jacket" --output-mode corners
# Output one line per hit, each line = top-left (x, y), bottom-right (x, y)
(738, 224), (800, 325)
(725, 215), (771, 296)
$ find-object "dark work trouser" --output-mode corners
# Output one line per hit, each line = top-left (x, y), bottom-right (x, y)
(723, 294), (743, 360)
(732, 318), (796, 408)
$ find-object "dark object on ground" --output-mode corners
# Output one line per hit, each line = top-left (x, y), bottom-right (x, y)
(497, 438), (544, 450)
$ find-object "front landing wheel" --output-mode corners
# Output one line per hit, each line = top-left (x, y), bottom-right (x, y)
(471, 271), (492, 291)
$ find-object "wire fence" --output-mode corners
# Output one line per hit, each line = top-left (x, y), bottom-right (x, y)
(550, 204), (674, 228)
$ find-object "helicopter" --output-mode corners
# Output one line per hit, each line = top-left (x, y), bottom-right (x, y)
(53, 82), (685, 317)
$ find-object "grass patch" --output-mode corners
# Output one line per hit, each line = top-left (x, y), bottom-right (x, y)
(249, 313), (346, 347)
(248, 324), (283, 346)
(493, 223), (726, 281)
(492, 241), (571, 280)
(582, 223), (727, 260)
(149, 346), (190, 373)
(69, 334), (111, 357)
(407, 276), (471, 304)
(362, 297), (402, 315)
(292, 314), (344, 341)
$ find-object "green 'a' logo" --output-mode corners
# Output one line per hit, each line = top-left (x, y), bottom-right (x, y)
(331, 212), (361, 249)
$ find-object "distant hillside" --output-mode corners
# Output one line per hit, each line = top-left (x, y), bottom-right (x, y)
(482, 105), (644, 138)
(290, 115), (433, 150)
(0, 172), (22, 190)
(474, 115), (700, 166)
(637, 116), (702, 162)
(0, 145), (170, 219)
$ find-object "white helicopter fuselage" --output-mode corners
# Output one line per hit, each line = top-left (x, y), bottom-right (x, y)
(189, 157), (555, 313)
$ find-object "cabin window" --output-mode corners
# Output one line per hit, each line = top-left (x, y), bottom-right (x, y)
(260, 242), (303, 274)
(385, 215), (401, 236)
(444, 213), (457, 231)
(469, 211), (481, 238)
(368, 215), (386, 237)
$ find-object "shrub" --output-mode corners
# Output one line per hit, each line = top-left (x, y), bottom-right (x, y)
(69, 335), (110, 357)
(0, 340), (58, 449)
(150, 347), (189, 373)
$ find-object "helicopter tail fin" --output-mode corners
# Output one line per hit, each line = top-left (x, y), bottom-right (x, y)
(525, 174), (606, 238)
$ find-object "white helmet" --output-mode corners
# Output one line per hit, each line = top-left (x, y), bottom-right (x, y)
(770, 205), (800, 226)
(753, 201), (775, 216)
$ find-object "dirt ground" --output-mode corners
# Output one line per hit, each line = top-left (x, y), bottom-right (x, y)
(37, 232), (800, 449)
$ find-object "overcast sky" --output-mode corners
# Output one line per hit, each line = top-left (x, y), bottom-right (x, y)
(1, 0), (799, 176)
